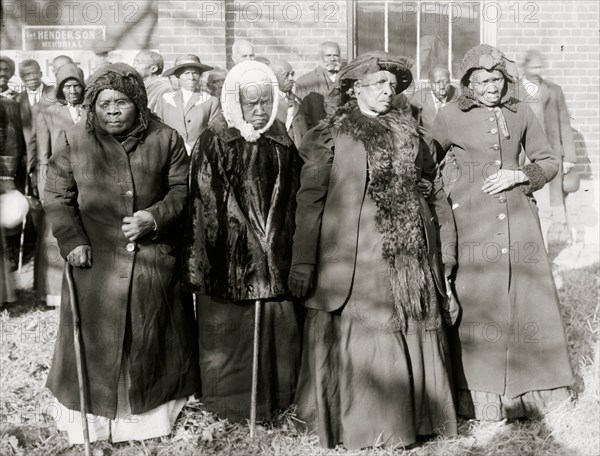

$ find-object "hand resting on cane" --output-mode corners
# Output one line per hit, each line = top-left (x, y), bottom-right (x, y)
(67, 245), (92, 268)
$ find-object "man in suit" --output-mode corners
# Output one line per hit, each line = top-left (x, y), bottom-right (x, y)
(133, 50), (173, 113)
(295, 41), (342, 129)
(155, 54), (220, 154)
(407, 64), (459, 162)
(518, 49), (577, 246)
(16, 59), (55, 179)
(270, 60), (307, 147)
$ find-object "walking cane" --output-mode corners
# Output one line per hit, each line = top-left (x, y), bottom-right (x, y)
(66, 264), (92, 456)
(17, 178), (30, 273)
(249, 299), (262, 438)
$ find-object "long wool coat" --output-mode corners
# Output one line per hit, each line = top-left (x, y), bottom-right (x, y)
(43, 119), (198, 419)
(183, 114), (302, 301)
(292, 106), (457, 318)
(432, 98), (574, 398)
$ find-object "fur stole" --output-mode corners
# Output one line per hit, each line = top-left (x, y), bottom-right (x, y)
(325, 101), (434, 327)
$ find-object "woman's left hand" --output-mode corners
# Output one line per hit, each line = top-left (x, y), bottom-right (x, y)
(122, 210), (156, 241)
(418, 178), (433, 198)
(481, 169), (527, 195)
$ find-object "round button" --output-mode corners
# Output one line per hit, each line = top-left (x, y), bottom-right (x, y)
(501, 248), (508, 254)
(494, 159), (501, 166)
(126, 242), (136, 252)
(498, 196), (506, 203)
(125, 190), (133, 198)
(491, 128), (498, 134)
(187, 119), (191, 123)
(492, 144), (500, 150)
(488, 116), (495, 121)
(498, 213), (506, 220)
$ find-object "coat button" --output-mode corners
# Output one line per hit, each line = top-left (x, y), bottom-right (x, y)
(491, 128), (498, 134)
(125, 190), (133, 198)
(498, 213), (506, 220)
(126, 242), (136, 252)
(501, 247), (508, 254)
(187, 119), (191, 123)
(489, 116), (495, 121)
(499, 196), (506, 203)
(492, 144), (499, 150)
(494, 159), (501, 166)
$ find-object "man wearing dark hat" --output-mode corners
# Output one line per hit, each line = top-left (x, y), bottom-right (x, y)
(0, 55), (18, 100)
(155, 54), (220, 154)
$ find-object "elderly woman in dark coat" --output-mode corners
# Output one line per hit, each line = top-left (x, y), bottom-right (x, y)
(183, 61), (302, 423)
(289, 51), (458, 450)
(43, 63), (198, 444)
(431, 44), (573, 420)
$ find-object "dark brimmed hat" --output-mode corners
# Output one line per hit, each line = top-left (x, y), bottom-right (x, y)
(327, 51), (413, 109)
(0, 55), (16, 77)
(163, 54), (213, 77)
(338, 51), (414, 95)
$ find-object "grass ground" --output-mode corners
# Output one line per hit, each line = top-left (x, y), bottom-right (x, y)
(1, 260), (598, 456)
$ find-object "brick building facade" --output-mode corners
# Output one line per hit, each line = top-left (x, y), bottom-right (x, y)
(1, 0), (598, 240)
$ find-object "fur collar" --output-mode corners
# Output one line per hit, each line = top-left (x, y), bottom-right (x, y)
(325, 101), (435, 327)
(210, 113), (292, 147)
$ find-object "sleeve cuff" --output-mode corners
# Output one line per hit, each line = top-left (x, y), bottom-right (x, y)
(520, 163), (547, 194)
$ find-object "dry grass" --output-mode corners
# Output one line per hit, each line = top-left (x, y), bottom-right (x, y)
(1, 264), (598, 456)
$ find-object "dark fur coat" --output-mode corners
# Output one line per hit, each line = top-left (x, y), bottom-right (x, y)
(183, 114), (302, 301)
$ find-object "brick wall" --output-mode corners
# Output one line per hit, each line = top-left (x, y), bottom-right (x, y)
(496, 0), (599, 177)
(157, 0), (348, 74)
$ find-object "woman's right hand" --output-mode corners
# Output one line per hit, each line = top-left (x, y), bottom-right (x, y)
(66, 245), (92, 268)
(288, 264), (315, 298)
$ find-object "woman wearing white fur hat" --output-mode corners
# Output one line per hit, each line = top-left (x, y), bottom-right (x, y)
(183, 61), (303, 423)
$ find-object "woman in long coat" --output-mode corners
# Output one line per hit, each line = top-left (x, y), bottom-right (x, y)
(431, 44), (573, 420)
(43, 63), (198, 444)
(183, 61), (302, 423)
(289, 52), (458, 450)
(35, 63), (86, 306)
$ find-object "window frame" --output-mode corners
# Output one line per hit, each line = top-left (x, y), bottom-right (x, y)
(346, 0), (498, 81)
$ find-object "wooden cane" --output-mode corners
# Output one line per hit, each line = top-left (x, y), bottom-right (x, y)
(249, 299), (262, 438)
(17, 178), (29, 273)
(66, 264), (92, 456)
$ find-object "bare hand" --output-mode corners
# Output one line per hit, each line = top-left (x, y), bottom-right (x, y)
(481, 169), (526, 195)
(67, 245), (92, 268)
(563, 161), (576, 174)
(122, 210), (156, 242)
(418, 178), (433, 198)
(416, 125), (429, 137)
(288, 264), (314, 298)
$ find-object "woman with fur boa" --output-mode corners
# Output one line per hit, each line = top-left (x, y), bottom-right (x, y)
(289, 51), (458, 449)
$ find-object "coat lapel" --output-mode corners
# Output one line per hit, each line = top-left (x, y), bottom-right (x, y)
(184, 91), (201, 115)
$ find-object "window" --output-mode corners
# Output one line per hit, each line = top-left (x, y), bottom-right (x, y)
(350, 1), (496, 80)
